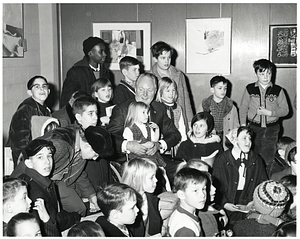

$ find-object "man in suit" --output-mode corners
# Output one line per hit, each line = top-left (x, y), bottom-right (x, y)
(107, 72), (182, 189)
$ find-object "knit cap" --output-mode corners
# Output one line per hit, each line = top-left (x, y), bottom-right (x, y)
(83, 36), (104, 55)
(284, 141), (297, 163)
(253, 180), (290, 218)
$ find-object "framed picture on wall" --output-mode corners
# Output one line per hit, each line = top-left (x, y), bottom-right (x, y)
(93, 22), (151, 70)
(269, 24), (297, 68)
(3, 3), (25, 58)
(186, 18), (231, 74)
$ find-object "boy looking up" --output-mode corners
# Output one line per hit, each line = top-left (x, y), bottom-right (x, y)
(198, 75), (239, 149)
(96, 182), (139, 237)
(239, 59), (289, 175)
(10, 139), (81, 235)
(113, 56), (140, 105)
(168, 167), (208, 237)
(8, 75), (51, 167)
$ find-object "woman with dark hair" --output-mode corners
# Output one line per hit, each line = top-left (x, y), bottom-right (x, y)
(176, 112), (223, 167)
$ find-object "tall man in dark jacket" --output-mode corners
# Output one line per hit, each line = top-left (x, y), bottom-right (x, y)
(60, 36), (111, 107)
(107, 72), (181, 187)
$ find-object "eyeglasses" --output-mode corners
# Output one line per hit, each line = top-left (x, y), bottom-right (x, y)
(31, 84), (49, 90)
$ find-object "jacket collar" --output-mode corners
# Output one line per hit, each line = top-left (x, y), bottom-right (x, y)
(24, 166), (52, 188)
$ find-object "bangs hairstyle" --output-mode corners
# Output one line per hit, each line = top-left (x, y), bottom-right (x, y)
(124, 101), (150, 128)
(121, 158), (157, 192)
(210, 75), (228, 88)
(156, 77), (178, 103)
(191, 112), (214, 137)
(72, 96), (97, 115)
(237, 126), (254, 138)
(6, 212), (39, 237)
(150, 41), (174, 59)
(91, 78), (113, 100)
(253, 58), (275, 74)
(173, 167), (208, 193)
(3, 178), (28, 204)
(119, 56), (140, 70)
(96, 182), (137, 218)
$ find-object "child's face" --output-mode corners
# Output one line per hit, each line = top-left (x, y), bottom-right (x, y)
(156, 50), (171, 71)
(179, 181), (207, 212)
(162, 84), (176, 104)
(192, 119), (208, 139)
(211, 82), (227, 101)
(9, 186), (32, 215)
(15, 220), (42, 237)
(76, 104), (98, 129)
(80, 139), (99, 160)
(290, 153), (297, 174)
(256, 68), (272, 87)
(142, 169), (157, 193)
(235, 130), (252, 153)
(28, 77), (50, 105)
(137, 107), (149, 124)
(95, 85), (112, 103)
(28, 147), (53, 177)
(117, 197), (139, 225)
(124, 64), (140, 82)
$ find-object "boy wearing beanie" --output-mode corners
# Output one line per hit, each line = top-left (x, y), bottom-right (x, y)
(60, 36), (111, 107)
(233, 180), (290, 236)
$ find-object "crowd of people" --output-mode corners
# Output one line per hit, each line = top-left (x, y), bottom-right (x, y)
(3, 36), (296, 237)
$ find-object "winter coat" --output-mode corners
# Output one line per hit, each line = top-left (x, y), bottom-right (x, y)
(8, 97), (51, 166)
(60, 56), (111, 107)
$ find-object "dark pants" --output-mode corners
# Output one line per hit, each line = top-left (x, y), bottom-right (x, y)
(250, 124), (280, 176)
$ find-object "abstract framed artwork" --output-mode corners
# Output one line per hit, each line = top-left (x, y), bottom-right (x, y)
(186, 18), (231, 74)
(3, 3), (25, 58)
(93, 22), (151, 70)
(269, 24), (297, 68)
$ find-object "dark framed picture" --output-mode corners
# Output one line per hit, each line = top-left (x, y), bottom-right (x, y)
(3, 3), (25, 58)
(269, 24), (297, 67)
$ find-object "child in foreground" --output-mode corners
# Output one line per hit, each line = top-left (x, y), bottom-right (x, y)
(6, 212), (42, 237)
(121, 158), (165, 236)
(96, 182), (139, 237)
(168, 167), (208, 237)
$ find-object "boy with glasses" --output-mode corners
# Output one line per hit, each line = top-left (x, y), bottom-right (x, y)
(8, 75), (51, 167)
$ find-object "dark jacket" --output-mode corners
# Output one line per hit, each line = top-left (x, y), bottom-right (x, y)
(60, 56), (111, 107)
(112, 80), (135, 105)
(127, 192), (163, 236)
(8, 97), (51, 166)
(95, 216), (130, 237)
(212, 150), (268, 218)
(41, 125), (95, 198)
(52, 104), (76, 127)
(18, 167), (80, 233)
(107, 98), (181, 155)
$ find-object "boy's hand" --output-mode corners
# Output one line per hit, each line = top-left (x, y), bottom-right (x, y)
(33, 198), (50, 223)
(149, 122), (159, 131)
(224, 203), (246, 212)
(257, 106), (272, 116)
(89, 195), (100, 213)
(219, 209), (228, 227)
(100, 116), (110, 125)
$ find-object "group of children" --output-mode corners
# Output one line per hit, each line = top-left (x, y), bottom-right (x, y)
(4, 39), (296, 237)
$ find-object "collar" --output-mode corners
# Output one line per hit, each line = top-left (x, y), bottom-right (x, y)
(25, 167), (52, 188)
(120, 80), (136, 95)
(231, 147), (248, 160)
(254, 80), (273, 88)
(89, 63), (100, 72)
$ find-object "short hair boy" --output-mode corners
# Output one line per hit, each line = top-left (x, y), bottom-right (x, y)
(271, 141), (297, 181)
(10, 139), (81, 236)
(198, 75), (240, 149)
(112, 56), (140, 105)
(269, 136), (294, 176)
(239, 59), (289, 175)
(96, 182), (139, 237)
(52, 90), (90, 127)
(72, 96), (98, 129)
(168, 167), (207, 237)
(9, 75), (51, 167)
